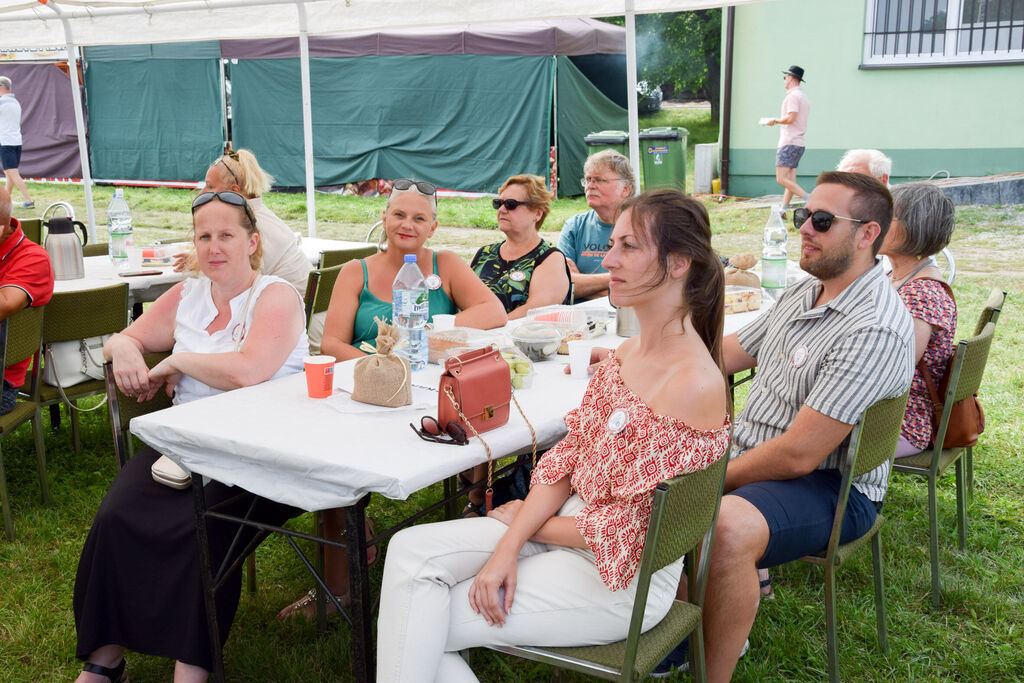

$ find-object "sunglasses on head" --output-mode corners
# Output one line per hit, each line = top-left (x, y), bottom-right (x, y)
(411, 416), (468, 445)
(792, 207), (866, 233)
(492, 198), (532, 211)
(213, 157), (241, 187)
(392, 178), (438, 196)
(191, 190), (257, 228)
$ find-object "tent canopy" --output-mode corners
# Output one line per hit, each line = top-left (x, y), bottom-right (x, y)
(0, 1), (754, 49)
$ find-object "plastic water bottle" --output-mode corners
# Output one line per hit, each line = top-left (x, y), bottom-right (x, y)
(392, 254), (429, 371)
(761, 204), (788, 292)
(107, 189), (133, 271)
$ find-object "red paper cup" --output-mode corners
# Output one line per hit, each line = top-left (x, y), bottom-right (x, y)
(304, 355), (336, 398)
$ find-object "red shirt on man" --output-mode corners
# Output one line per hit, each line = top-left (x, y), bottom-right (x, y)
(0, 217), (54, 387)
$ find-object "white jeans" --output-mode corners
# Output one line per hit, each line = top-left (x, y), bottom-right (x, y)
(376, 495), (684, 683)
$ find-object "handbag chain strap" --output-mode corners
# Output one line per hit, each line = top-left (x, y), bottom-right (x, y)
(443, 385), (536, 513)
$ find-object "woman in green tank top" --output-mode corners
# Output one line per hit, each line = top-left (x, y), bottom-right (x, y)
(319, 181), (506, 360)
(278, 182), (506, 620)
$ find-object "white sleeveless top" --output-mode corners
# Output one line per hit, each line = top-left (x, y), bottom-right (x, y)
(172, 274), (308, 405)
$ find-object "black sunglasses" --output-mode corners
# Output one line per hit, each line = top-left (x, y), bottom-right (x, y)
(792, 207), (866, 233)
(492, 198), (532, 211)
(410, 416), (468, 445)
(191, 190), (257, 229)
(392, 178), (438, 196)
(213, 156), (241, 187)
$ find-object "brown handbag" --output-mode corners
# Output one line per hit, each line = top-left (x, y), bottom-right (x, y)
(919, 357), (985, 449)
(439, 345), (535, 512)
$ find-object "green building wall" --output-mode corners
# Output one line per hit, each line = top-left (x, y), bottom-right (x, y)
(723, 0), (1024, 198)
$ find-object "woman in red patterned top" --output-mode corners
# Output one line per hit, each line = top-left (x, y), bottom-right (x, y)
(376, 190), (730, 682)
(880, 182), (957, 458)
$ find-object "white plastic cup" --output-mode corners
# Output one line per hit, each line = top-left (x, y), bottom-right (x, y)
(567, 340), (590, 379)
(126, 246), (143, 271)
(432, 314), (456, 331)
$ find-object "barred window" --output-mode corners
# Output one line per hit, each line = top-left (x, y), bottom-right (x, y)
(864, 0), (1024, 65)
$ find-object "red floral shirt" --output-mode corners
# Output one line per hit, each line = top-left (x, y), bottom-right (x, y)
(898, 278), (957, 448)
(531, 352), (730, 591)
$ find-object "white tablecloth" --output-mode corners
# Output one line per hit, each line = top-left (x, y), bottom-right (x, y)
(53, 256), (181, 305)
(131, 301), (770, 512)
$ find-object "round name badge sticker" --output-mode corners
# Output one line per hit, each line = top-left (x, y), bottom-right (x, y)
(792, 345), (809, 368)
(231, 323), (247, 344)
(607, 408), (629, 434)
(424, 273), (442, 290)
(509, 270), (526, 282)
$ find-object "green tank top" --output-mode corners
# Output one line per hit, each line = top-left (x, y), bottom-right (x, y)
(352, 252), (457, 347)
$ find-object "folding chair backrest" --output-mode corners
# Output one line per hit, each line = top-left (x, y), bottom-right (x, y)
(649, 454), (728, 572)
(1, 306), (46, 369)
(945, 322), (994, 406)
(105, 352), (173, 467)
(309, 265), (344, 319)
(318, 245), (377, 270)
(82, 242), (110, 257)
(973, 288), (1006, 336)
(303, 269), (321, 325)
(42, 284), (130, 344)
(19, 218), (42, 244)
(852, 393), (911, 478)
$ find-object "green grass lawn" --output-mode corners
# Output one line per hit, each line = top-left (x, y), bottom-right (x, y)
(3, 109), (1022, 680)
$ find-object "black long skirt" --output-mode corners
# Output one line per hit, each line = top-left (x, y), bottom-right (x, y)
(74, 446), (301, 671)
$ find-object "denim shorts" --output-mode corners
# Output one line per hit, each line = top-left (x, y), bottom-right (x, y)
(775, 144), (805, 169)
(1, 379), (18, 415)
(0, 144), (21, 170)
(729, 469), (879, 569)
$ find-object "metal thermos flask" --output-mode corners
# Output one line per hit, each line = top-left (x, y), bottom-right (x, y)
(44, 216), (89, 280)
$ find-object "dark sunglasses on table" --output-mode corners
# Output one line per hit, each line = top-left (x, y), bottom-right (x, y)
(392, 178), (438, 196)
(191, 190), (257, 228)
(792, 207), (866, 233)
(492, 198), (532, 211)
(410, 416), (468, 445)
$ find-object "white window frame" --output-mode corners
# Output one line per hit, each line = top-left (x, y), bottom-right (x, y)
(863, 0), (1024, 66)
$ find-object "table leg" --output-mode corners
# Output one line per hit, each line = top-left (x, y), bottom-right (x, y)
(346, 496), (373, 683)
(192, 477), (226, 683)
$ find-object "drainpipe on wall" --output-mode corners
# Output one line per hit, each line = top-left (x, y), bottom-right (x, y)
(721, 6), (735, 196)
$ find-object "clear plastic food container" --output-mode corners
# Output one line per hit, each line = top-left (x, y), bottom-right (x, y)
(426, 327), (498, 364)
(510, 322), (562, 361)
(724, 286), (762, 315)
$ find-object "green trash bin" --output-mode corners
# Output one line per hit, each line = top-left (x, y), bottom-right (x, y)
(640, 126), (689, 192)
(583, 130), (629, 157)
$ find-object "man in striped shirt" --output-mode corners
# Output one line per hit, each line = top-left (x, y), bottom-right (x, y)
(703, 172), (914, 681)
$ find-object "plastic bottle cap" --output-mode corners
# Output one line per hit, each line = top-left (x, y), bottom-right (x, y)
(404, 254), (416, 263)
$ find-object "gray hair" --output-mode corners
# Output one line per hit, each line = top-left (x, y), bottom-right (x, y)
(584, 149), (636, 196)
(890, 182), (954, 258)
(837, 148), (892, 181)
(0, 76), (12, 91)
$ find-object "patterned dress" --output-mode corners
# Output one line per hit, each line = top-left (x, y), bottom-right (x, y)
(471, 239), (571, 313)
(531, 351), (730, 590)
(898, 278), (957, 449)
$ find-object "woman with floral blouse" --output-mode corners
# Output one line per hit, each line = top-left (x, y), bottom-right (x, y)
(376, 190), (731, 682)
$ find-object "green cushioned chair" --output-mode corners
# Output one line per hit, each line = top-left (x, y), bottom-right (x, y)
(0, 306), (47, 540)
(796, 392), (909, 683)
(39, 284), (130, 457)
(18, 217), (42, 244)
(304, 264), (344, 333)
(318, 244), (377, 270)
(965, 288), (1005, 498)
(485, 452), (729, 682)
(104, 352), (173, 469)
(892, 322), (996, 607)
(83, 242), (110, 257)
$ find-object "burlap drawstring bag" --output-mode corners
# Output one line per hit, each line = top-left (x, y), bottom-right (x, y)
(352, 317), (412, 407)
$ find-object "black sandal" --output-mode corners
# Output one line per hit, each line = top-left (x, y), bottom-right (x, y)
(82, 659), (128, 682)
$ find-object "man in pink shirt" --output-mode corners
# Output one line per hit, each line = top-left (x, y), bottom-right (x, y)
(766, 66), (810, 215)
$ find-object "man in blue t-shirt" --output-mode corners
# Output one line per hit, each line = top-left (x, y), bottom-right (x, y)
(557, 150), (634, 301)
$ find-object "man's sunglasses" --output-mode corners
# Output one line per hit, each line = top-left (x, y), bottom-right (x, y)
(393, 178), (438, 196)
(410, 416), (468, 445)
(191, 190), (257, 229)
(492, 198), (532, 211)
(792, 207), (865, 233)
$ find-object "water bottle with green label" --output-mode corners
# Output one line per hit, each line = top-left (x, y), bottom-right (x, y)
(761, 205), (788, 291)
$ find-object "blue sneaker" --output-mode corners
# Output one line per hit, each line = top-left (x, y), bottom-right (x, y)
(648, 638), (749, 678)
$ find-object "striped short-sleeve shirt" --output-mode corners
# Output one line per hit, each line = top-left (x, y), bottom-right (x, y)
(734, 262), (914, 501)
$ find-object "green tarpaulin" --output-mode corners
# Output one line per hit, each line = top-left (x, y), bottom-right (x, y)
(84, 55), (223, 181)
(231, 55), (552, 192)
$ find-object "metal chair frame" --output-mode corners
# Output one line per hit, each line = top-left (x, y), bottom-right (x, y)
(965, 288), (1005, 498)
(796, 392), (908, 683)
(0, 306), (48, 540)
(485, 453), (729, 682)
(892, 322), (996, 607)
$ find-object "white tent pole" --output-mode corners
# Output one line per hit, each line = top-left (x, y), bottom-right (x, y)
(297, 0), (316, 238)
(49, 7), (98, 241)
(219, 57), (228, 145)
(624, 2), (640, 184)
